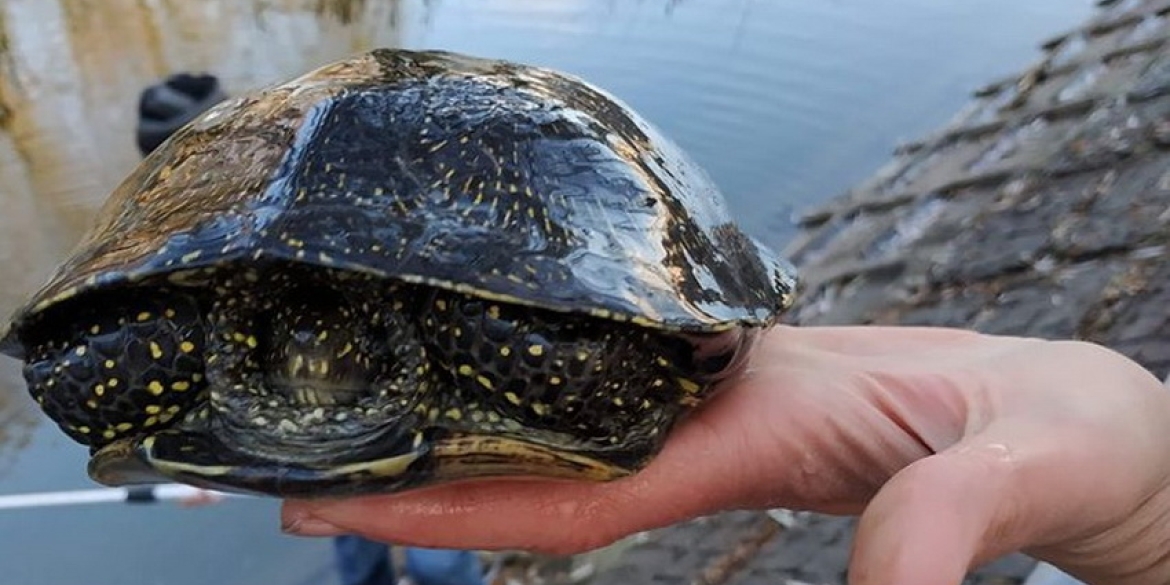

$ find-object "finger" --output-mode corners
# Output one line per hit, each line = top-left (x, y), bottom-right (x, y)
(282, 470), (734, 554)
(848, 420), (1152, 585)
(849, 445), (1019, 585)
(769, 325), (997, 360)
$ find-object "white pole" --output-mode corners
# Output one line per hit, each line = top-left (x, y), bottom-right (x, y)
(0, 484), (245, 510)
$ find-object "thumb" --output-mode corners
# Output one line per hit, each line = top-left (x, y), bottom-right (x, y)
(848, 442), (1028, 585)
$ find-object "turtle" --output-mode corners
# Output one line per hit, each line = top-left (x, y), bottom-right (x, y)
(0, 49), (796, 498)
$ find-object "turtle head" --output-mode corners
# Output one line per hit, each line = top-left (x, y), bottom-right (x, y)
(260, 289), (379, 406)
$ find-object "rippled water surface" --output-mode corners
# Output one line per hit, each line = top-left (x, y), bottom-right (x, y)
(0, 1), (1094, 583)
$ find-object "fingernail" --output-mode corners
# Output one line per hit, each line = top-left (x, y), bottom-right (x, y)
(281, 512), (346, 537)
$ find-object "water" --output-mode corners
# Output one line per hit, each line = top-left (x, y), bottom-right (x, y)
(0, 0), (1094, 583)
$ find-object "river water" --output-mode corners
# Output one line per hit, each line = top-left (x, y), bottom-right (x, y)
(0, 1), (1094, 583)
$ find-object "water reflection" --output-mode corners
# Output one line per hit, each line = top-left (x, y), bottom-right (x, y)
(0, 362), (35, 477)
(0, 0), (403, 483)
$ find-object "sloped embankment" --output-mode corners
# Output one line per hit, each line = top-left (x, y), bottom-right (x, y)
(590, 1), (1170, 584)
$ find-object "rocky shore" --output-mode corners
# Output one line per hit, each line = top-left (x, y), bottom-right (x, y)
(586, 1), (1170, 583)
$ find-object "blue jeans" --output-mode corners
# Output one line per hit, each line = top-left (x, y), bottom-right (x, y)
(333, 535), (484, 585)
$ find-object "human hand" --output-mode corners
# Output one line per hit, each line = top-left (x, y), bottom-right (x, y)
(281, 326), (1170, 585)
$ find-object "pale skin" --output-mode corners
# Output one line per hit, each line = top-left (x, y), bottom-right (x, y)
(280, 326), (1170, 585)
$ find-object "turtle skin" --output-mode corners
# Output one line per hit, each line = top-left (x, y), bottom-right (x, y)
(0, 49), (796, 498)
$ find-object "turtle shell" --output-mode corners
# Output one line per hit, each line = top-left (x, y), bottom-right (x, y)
(2, 49), (794, 354)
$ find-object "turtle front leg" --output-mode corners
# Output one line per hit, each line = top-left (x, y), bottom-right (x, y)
(21, 292), (208, 449)
(418, 290), (706, 468)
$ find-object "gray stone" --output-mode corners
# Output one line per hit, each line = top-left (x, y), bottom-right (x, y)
(590, 3), (1170, 583)
(1130, 52), (1170, 101)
